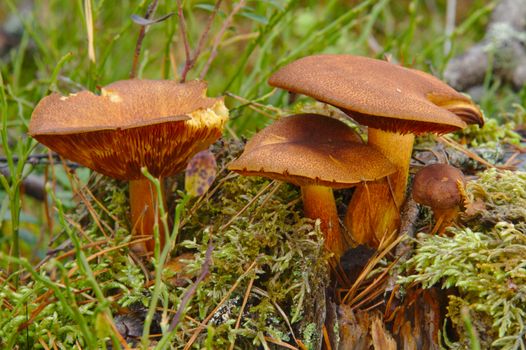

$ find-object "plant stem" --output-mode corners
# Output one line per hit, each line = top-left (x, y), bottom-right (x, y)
(180, 0), (223, 82)
(139, 168), (188, 348)
(130, 0), (159, 79)
(129, 178), (167, 254)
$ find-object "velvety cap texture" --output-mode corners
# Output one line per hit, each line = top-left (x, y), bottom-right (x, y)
(228, 114), (396, 188)
(29, 79), (228, 180)
(269, 55), (484, 134)
(412, 163), (465, 209)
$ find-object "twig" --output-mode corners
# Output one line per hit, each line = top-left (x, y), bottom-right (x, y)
(104, 312), (133, 350)
(199, 0), (247, 80)
(0, 167), (45, 201)
(251, 286), (305, 349)
(180, 0), (223, 82)
(220, 180), (276, 231)
(183, 259), (258, 350)
(341, 235), (403, 305)
(0, 153), (79, 168)
(130, 0), (159, 79)
(264, 336), (301, 350)
(176, 0), (191, 82)
(226, 90), (285, 114)
(169, 243), (214, 331)
(437, 135), (514, 170)
(228, 276), (255, 350)
(84, 0), (96, 63)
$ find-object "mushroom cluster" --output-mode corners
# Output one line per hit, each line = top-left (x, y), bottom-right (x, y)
(269, 54), (484, 246)
(29, 55), (483, 261)
(228, 114), (395, 258)
(29, 79), (228, 254)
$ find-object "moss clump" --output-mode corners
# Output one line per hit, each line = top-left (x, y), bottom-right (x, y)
(400, 169), (526, 349)
(460, 118), (522, 148)
(464, 169), (526, 232)
(0, 140), (328, 349)
(178, 171), (328, 349)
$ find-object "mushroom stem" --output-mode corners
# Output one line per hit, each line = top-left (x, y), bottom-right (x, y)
(301, 184), (345, 258)
(431, 206), (460, 235)
(129, 178), (167, 254)
(345, 129), (415, 246)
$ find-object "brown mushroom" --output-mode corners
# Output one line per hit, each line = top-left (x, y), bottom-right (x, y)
(412, 163), (466, 234)
(29, 79), (229, 254)
(269, 54), (483, 246)
(228, 113), (396, 258)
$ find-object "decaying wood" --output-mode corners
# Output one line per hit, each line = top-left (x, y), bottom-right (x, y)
(370, 315), (396, 350)
(337, 305), (370, 350)
(388, 288), (443, 350)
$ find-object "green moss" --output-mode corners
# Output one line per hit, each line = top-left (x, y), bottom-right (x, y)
(178, 170), (328, 348)
(400, 169), (526, 349)
(0, 140), (328, 348)
(458, 103), (524, 149)
(465, 169), (526, 232)
(460, 119), (522, 148)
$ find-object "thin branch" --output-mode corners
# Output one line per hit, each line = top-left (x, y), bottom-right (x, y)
(0, 153), (77, 168)
(199, 0), (247, 80)
(180, 0), (223, 82)
(177, 0), (192, 82)
(0, 167), (46, 201)
(228, 277), (255, 350)
(84, 0), (96, 63)
(183, 259), (258, 350)
(437, 135), (515, 170)
(130, 0), (159, 79)
(168, 243), (214, 331)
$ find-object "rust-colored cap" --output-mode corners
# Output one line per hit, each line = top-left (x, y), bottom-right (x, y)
(228, 114), (396, 188)
(269, 55), (484, 134)
(29, 79), (228, 180)
(412, 163), (465, 209)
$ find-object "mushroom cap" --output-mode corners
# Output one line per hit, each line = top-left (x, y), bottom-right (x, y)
(412, 163), (465, 209)
(269, 54), (484, 135)
(228, 114), (396, 188)
(29, 79), (228, 180)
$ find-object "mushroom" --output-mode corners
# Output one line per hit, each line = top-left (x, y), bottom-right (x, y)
(412, 163), (466, 234)
(268, 54), (483, 246)
(29, 79), (229, 254)
(228, 113), (396, 258)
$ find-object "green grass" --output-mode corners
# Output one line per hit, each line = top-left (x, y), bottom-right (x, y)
(1, 0), (525, 348)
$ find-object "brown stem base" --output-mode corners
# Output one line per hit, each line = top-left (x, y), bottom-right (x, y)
(431, 207), (460, 235)
(129, 178), (167, 255)
(302, 184), (346, 258)
(345, 130), (414, 246)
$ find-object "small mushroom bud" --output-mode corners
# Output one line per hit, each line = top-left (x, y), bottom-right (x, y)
(412, 163), (465, 234)
(269, 54), (483, 246)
